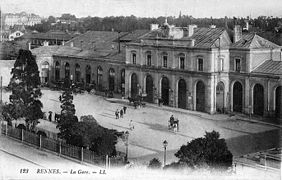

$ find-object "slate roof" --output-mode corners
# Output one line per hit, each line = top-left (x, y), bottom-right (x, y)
(231, 33), (280, 49)
(252, 60), (282, 75)
(65, 31), (128, 50)
(31, 45), (81, 57)
(119, 30), (149, 41)
(188, 28), (226, 48)
(20, 31), (75, 41)
(140, 27), (226, 48)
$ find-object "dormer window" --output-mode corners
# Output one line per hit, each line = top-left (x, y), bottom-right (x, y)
(198, 58), (203, 71)
(235, 58), (241, 72)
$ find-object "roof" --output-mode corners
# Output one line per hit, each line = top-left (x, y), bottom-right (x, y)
(31, 45), (81, 57)
(139, 27), (227, 48)
(119, 30), (149, 41)
(65, 31), (128, 50)
(20, 31), (75, 41)
(252, 60), (282, 75)
(232, 33), (280, 49)
(189, 28), (226, 48)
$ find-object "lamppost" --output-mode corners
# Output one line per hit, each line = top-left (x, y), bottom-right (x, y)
(124, 131), (129, 163)
(163, 140), (168, 166)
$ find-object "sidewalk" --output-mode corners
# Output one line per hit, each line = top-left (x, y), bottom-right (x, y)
(0, 135), (99, 169)
(107, 98), (282, 129)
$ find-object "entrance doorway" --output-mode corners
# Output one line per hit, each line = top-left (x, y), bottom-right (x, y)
(178, 79), (187, 109)
(161, 77), (169, 105)
(196, 81), (205, 112)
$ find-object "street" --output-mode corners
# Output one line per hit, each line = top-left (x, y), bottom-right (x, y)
(2, 89), (281, 166)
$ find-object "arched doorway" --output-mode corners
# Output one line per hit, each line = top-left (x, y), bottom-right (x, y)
(121, 69), (125, 94)
(216, 82), (225, 113)
(131, 73), (138, 98)
(109, 68), (115, 91)
(85, 65), (91, 84)
(178, 79), (187, 109)
(145, 75), (154, 103)
(41, 61), (49, 83)
(253, 84), (264, 116)
(196, 81), (205, 112)
(161, 77), (169, 105)
(233, 81), (243, 112)
(275, 86), (282, 118)
(55, 61), (60, 81)
(97, 66), (103, 91)
(65, 62), (70, 80)
(75, 64), (81, 82)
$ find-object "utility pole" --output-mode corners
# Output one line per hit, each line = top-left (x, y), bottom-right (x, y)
(0, 6), (2, 42)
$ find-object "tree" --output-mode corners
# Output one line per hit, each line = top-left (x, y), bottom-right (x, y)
(57, 80), (78, 143)
(174, 131), (232, 170)
(6, 49), (43, 130)
(148, 158), (162, 169)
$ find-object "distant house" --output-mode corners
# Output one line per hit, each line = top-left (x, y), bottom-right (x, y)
(8, 30), (24, 41)
(16, 30), (77, 49)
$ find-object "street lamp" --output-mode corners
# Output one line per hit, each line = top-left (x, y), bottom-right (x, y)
(124, 131), (129, 163)
(163, 140), (168, 166)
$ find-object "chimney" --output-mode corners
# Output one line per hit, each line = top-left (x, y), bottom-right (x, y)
(43, 41), (49, 46)
(27, 42), (31, 50)
(188, 25), (196, 37)
(150, 24), (159, 31)
(210, 25), (216, 28)
(70, 42), (74, 47)
(118, 32), (121, 53)
(234, 25), (242, 43)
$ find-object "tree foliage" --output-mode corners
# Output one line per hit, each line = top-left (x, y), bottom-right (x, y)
(56, 81), (119, 156)
(173, 131), (232, 170)
(4, 49), (43, 130)
(148, 158), (162, 169)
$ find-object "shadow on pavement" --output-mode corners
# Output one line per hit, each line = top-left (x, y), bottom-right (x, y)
(226, 128), (281, 156)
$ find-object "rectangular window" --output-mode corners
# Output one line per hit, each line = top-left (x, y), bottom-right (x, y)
(132, 53), (136, 64)
(180, 57), (185, 69)
(147, 54), (151, 66)
(163, 56), (167, 68)
(198, 58), (203, 71)
(219, 58), (224, 72)
(235, 59), (241, 72)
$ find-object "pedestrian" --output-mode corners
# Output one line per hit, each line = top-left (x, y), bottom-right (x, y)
(48, 111), (52, 122)
(169, 115), (174, 129)
(120, 109), (124, 118)
(129, 120), (134, 130)
(59, 95), (62, 102)
(115, 109), (119, 119)
(123, 106), (127, 114)
(175, 118), (179, 132)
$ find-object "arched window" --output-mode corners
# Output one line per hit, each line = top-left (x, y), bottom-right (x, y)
(75, 64), (81, 82)
(97, 66), (103, 91)
(55, 61), (60, 81)
(65, 62), (70, 79)
(85, 65), (91, 84)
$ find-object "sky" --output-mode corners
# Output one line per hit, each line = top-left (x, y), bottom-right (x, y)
(1, 0), (282, 18)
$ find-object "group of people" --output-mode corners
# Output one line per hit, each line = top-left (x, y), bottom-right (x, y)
(45, 111), (60, 122)
(169, 115), (179, 132)
(115, 106), (127, 119)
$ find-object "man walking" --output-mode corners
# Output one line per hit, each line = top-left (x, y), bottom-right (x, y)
(120, 109), (124, 118)
(123, 106), (127, 114)
(115, 109), (119, 119)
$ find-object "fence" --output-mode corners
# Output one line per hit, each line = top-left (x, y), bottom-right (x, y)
(1, 123), (125, 168)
